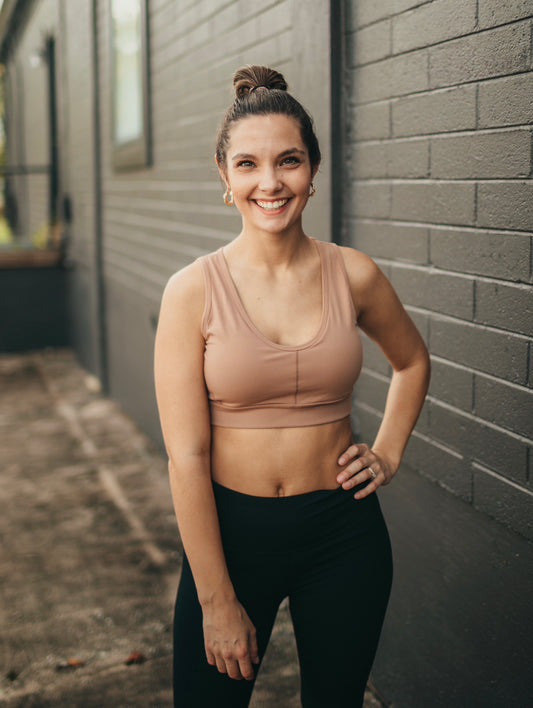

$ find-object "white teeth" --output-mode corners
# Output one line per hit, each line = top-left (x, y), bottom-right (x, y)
(256, 199), (288, 210)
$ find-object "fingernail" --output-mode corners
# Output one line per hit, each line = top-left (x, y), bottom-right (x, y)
(338, 457), (345, 465)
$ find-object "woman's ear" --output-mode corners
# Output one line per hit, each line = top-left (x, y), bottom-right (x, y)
(311, 162), (320, 180)
(215, 155), (228, 186)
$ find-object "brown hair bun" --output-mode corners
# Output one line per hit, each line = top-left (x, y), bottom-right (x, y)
(233, 65), (288, 99)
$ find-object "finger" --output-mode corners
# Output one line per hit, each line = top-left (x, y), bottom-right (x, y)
(337, 443), (362, 466)
(224, 656), (243, 680)
(237, 654), (255, 681)
(250, 630), (260, 665)
(232, 637), (256, 681)
(340, 458), (379, 488)
(205, 644), (216, 666)
(353, 466), (381, 498)
(354, 478), (379, 499)
(215, 654), (227, 674)
(337, 456), (369, 484)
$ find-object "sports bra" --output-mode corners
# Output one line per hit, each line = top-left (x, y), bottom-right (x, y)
(199, 238), (363, 428)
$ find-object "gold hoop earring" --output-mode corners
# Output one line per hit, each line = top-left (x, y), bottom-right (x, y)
(223, 188), (234, 206)
(309, 182), (316, 197)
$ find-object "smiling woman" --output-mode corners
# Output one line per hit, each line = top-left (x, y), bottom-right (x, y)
(154, 65), (430, 708)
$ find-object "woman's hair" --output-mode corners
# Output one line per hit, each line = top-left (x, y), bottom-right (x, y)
(215, 65), (321, 172)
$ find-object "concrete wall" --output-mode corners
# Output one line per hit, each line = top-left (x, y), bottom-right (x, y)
(344, 0), (533, 540)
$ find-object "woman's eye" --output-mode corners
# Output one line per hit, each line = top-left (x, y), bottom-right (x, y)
(236, 160), (254, 168)
(282, 156), (301, 165)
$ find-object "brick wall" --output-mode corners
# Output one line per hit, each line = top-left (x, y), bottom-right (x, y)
(344, 0), (533, 539)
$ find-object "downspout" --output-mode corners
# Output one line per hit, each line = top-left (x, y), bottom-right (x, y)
(330, 0), (347, 246)
(91, 0), (108, 391)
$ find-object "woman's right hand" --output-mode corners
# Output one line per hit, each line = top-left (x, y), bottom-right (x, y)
(202, 596), (260, 680)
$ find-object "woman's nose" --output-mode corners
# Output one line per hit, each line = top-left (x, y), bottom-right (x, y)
(258, 167), (282, 192)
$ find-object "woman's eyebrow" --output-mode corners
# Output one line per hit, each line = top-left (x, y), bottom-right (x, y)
(231, 148), (306, 161)
(278, 148), (306, 158)
(231, 152), (255, 161)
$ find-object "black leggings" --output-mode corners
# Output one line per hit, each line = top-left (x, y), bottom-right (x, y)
(173, 481), (393, 708)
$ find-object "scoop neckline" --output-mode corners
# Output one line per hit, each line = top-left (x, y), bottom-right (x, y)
(218, 238), (328, 352)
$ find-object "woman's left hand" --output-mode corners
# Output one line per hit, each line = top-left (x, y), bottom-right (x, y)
(336, 444), (396, 499)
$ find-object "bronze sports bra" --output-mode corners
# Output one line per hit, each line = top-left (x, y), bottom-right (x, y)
(200, 238), (363, 428)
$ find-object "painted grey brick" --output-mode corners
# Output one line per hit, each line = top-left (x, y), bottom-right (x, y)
(475, 280), (533, 335)
(404, 432), (472, 501)
(351, 219), (429, 264)
(257, 1), (292, 37)
(429, 227), (531, 282)
(430, 129), (532, 180)
(478, 0), (533, 29)
(392, 0), (477, 54)
(429, 358), (474, 411)
(401, 308), (430, 348)
(350, 101), (391, 141)
(391, 181), (476, 226)
(429, 22), (531, 89)
(350, 182), (391, 219)
(473, 464), (533, 540)
(477, 181), (533, 232)
(352, 143), (388, 179)
(470, 425), (529, 486)
(387, 139), (429, 178)
(353, 370), (390, 411)
(429, 316), (528, 384)
(474, 375), (533, 438)
(347, 0), (430, 30)
(392, 85), (477, 137)
(390, 265), (474, 320)
(360, 332), (392, 377)
(479, 73), (533, 129)
(353, 139), (428, 179)
(429, 402), (529, 485)
(350, 19), (391, 66)
(350, 49), (428, 103)
(351, 402), (381, 445)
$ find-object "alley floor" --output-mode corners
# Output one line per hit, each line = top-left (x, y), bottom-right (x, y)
(0, 349), (383, 707)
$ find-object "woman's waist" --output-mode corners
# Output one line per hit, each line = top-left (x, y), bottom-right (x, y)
(212, 478), (381, 554)
(210, 416), (353, 497)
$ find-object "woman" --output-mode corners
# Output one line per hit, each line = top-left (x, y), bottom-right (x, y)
(154, 65), (430, 708)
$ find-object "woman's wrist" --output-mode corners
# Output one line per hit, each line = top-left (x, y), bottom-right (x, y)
(199, 583), (238, 609)
(371, 446), (401, 475)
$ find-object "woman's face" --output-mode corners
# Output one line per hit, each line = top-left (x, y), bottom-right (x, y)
(219, 114), (317, 237)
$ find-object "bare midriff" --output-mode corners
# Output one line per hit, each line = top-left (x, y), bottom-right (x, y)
(210, 415), (354, 497)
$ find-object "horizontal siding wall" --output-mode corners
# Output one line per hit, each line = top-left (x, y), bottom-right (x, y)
(96, 0), (330, 306)
(93, 0), (331, 437)
(344, 0), (533, 539)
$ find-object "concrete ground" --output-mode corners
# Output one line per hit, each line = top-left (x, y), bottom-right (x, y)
(0, 349), (384, 707)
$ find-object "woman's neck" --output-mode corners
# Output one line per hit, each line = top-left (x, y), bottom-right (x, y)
(229, 223), (312, 270)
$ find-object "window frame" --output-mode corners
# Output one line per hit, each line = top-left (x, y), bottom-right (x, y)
(109, 0), (151, 171)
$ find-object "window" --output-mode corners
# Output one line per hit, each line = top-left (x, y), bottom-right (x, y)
(110, 0), (151, 170)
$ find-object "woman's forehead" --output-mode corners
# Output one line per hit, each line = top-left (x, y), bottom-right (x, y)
(228, 114), (305, 151)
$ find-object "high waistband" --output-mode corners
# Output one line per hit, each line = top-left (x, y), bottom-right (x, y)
(212, 479), (380, 554)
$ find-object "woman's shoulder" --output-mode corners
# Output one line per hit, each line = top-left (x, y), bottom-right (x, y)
(160, 258), (205, 319)
(334, 244), (382, 288)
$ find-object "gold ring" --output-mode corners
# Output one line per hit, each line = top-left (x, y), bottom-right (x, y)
(368, 466), (377, 480)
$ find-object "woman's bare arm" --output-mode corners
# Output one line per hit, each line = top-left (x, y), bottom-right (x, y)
(336, 249), (431, 495)
(154, 262), (259, 680)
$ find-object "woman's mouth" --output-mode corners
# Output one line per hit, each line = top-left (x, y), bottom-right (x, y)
(254, 198), (290, 212)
